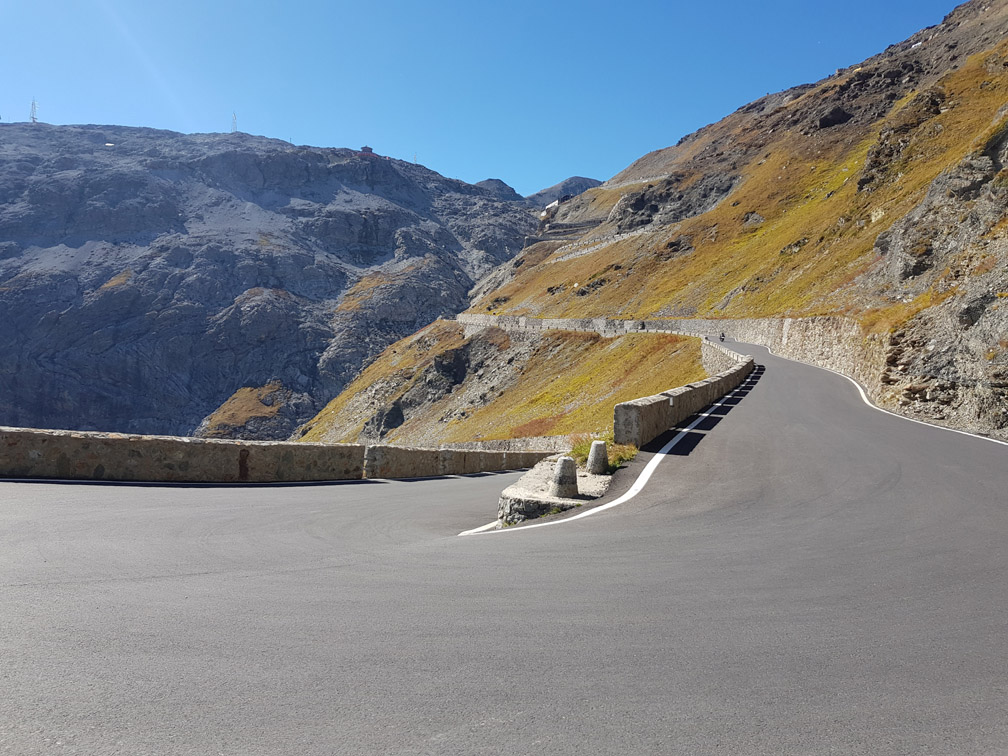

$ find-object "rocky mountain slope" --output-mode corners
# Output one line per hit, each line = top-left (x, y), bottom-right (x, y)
(0, 125), (536, 437)
(462, 0), (1008, 440)
(296, 319), (704, 446)
(524, 176), (602, 208)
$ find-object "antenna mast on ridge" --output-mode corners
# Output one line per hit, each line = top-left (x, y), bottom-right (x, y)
(231, 112), (237, 133)
(30, 98), (38, 124)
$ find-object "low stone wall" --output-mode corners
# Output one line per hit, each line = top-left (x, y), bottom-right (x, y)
(613, 350), (754, 447)
(0, 426), (554, 484)
(440, 436), (572, 453)
(365, 445), (553, 479)
(364, 445), (441, 480)
(701, 339), (742, 376)
(0, 426), (366, 483)
(439, 449), (499, 476)
(456, 313), (703, 339)
(458, 314), (755, 449)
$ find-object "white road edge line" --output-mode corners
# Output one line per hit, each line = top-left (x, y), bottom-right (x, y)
(756, 343), (1008, 448)
(457, 380), (755, 536)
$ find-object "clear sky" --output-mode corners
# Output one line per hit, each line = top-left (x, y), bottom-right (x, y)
(2, 0), (962, 196)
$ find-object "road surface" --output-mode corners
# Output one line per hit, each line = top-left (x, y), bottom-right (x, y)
(2, 343), (1006, 754)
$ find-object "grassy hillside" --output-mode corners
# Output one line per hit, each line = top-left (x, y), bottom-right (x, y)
(472, 39), (1008, 331)
(297, 320), (704, 445)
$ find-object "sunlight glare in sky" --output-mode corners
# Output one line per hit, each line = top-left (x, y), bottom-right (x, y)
(1, 0), (962, 195)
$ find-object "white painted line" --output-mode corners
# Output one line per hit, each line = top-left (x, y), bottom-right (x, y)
(457, 381), (755, 536)
(756, 343), (1008, 448)
(458, 520), (500, 536)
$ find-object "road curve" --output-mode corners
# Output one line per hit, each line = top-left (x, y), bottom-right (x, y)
(2, 342), (1006, 755)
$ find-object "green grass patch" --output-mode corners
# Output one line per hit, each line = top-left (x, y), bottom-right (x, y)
(569, 431), (638, 473)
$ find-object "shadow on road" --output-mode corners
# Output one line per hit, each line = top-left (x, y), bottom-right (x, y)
(0, 477), (391, 489)
(639, 363), (765, 457)
(0, 469), (528, 489)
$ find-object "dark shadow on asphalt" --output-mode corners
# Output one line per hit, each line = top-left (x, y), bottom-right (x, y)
(693, 414), (724, 432)
(636, 363), (765, 459)
(0, 477), (388, 489)
(1, 469), (529, 489)
(665, 430), (705, 456)
(705, 404), (735, 417)
(392, 470), (523, 483)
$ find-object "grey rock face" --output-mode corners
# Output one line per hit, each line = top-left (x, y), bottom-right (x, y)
(0, 124), (535, 437)
(860, 128), (1008, 435)
(474, 178), (524, 203)
(525, 176), (602, 208)
(606, 172), (738, 232)
(604, 0), (1008, 202)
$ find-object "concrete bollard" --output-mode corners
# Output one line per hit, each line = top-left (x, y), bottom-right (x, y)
(549, 456), (578, 498)
(586, 440), (608, 474)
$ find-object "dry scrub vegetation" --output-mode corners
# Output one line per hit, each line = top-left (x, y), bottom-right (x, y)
(298, 321), (705, 445)
(472, 41), (1008, 336)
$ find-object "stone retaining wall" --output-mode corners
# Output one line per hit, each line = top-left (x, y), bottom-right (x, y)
(456, 313), (704, 339)
(439, 436), (572, 453)
(644, 316), (892, 410)
(701, 339), (742, 376)
(0, 426), (554, 484)
(0, 426), (366, 483)
(364, 445), (552, 479)
(613, 348), (755, 447)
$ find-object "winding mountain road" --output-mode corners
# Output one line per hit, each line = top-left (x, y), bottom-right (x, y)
(2, 343), (1006, 754)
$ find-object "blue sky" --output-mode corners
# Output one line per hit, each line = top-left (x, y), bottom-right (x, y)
(2, 0), (960, 195)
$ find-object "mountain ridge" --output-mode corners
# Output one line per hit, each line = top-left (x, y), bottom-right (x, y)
(0, 124), (539, 437)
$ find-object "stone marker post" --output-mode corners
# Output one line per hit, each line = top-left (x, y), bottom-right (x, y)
(586, 440), (608, 475)
(549, 456), (579, 498)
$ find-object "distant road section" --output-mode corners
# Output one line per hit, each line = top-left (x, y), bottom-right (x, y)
(2, 343), (1006, 754)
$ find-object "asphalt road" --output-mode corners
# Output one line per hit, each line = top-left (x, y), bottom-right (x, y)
(2, 343), (1006, 755)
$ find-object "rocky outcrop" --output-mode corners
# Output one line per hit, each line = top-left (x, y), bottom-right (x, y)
(605, 0), (1008, 189)
(606, 172), (738, 233)
(524, 176), (602, 208)
(856, 131), (1008, 436)
(0, 124), (536, 437)
(340, 327), (523, 445)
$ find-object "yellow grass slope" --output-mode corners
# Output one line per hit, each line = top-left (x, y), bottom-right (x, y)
(473, 41), (1008, 335)
(298, 320), (704, 445)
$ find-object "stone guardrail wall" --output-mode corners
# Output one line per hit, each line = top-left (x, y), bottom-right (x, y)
(365, 446), (552, 479)
(613, 343), (755, 447)
(456, 313), (705, 339)
(438, 436), (572, 453)
(0, 426), (554, 484)
(0, 427), (366, 484)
